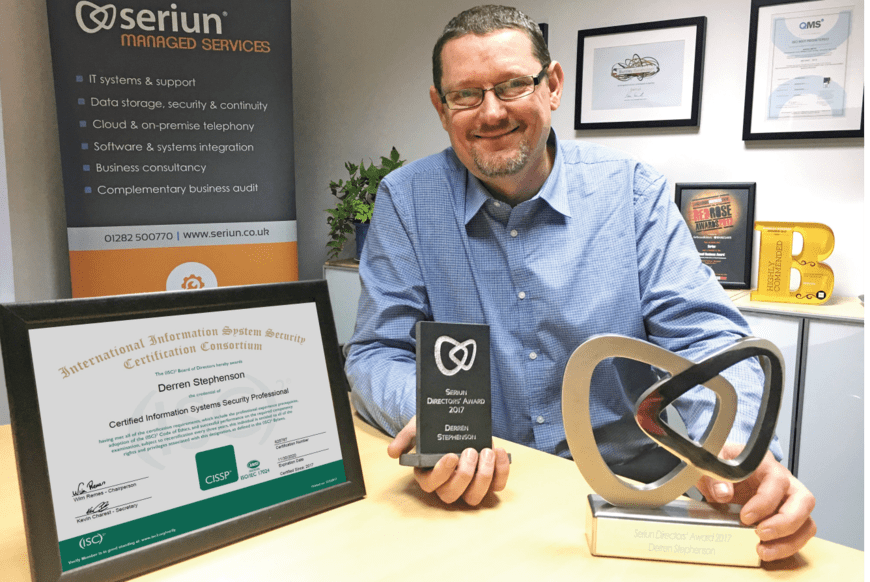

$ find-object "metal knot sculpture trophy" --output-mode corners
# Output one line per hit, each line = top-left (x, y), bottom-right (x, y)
(401, 321), (508, 467)
(562, 335), (784, 567)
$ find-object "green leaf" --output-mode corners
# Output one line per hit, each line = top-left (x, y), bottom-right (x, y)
(327, 147), (404, 255)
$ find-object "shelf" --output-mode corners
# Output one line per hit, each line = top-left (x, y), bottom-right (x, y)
(733, 293), (863, 324)
(324, 258), (360, 271)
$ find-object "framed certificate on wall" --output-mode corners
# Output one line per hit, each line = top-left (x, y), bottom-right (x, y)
(743, 0), (864, 140)
(575, 17), (706, 129)
(675, 183), (756, 289)
(0, 281), (364, 582)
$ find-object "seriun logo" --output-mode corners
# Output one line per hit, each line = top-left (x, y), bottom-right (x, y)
(75, 2), (223, 35)
(434, 336), (476, 377)
(76, 1), (116, 34)
(78, 533), (104, 549)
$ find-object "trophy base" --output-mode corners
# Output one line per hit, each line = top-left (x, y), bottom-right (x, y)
(585, 494), (760, 567)
(399, 452), (511, 468)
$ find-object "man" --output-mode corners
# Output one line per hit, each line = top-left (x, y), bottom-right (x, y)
(345, 5), (816, 561)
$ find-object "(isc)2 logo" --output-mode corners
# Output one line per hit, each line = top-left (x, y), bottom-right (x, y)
(434, 336), (476, 377)
(76, 2), (117, 34)
(78, 532), (104, 549)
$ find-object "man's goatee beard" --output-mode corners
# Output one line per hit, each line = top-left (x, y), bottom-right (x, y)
(472, 141), (530, 178)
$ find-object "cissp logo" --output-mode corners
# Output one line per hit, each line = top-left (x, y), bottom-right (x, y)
(76, 1), (116, 34)
(78, 532), (104, 550)
(205, 471), (232, 484)
(195, 445), (239, 491)
(800, 19), (823, 29)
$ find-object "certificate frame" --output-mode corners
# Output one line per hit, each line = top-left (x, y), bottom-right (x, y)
(743, 0), (864, 140)
(0, 281), (365, 582)
(575, 17), (706, 130)
(675, 183), (756, 290)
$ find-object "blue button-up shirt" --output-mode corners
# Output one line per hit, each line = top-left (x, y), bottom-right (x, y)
(346, 133), (777, 466)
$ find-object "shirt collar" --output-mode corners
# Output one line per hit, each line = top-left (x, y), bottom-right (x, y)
(463, 129), (571, 225)
(464, 172), (490, 224)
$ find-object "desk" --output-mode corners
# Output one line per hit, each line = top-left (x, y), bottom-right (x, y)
(0, 417), (862, 581)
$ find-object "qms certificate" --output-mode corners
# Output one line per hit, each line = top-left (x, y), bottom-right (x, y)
(27, 302), (346, 571)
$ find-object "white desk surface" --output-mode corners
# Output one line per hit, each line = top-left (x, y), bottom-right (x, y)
(0, 411), (863, 581)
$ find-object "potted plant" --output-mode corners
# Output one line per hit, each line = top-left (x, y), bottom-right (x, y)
(326, 147), (404, 261)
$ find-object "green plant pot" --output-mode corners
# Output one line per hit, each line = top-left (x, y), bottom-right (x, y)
(354, 222), (370, 262)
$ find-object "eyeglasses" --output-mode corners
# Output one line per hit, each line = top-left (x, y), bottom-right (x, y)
(441, 65), (549, 110)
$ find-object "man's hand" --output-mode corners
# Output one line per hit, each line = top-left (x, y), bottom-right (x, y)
(387, 416), (510, 505)
(695, 443), (816, 562)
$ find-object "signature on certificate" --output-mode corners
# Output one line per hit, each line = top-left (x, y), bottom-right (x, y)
(86, 501), (110, 514)
(72, 479), (107, 497)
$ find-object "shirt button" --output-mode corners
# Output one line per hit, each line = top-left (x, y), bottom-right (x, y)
(536, 415), (545, 424)
(510, 229), (518, 237)
(529, 351), (537, 360)
(493, 201), (501, 207)
(518, 291), (526, 300)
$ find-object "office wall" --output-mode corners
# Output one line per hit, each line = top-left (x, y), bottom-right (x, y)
(0, 0), (70, 302)
(0, 88), (14, 303)
(0, 87), (13, 425)
(0, 0), (863, 425)
(291, 0), (863, 293)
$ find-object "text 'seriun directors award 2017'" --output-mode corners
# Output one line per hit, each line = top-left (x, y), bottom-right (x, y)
(26, 301), (345, 571)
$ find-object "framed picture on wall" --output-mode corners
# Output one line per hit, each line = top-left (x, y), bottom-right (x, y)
(575, 17), (706, 130)
(675, 183), (756, 290)
(743, 0), (864, 140)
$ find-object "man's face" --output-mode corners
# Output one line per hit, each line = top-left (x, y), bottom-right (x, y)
(430, 29), (563, 198)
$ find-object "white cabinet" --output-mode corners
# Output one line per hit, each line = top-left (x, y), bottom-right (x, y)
(796, 319), (863, 550)
(735, 294), (864, 550)
(323, 259), (362, 345)
(739, 312), (801, 470)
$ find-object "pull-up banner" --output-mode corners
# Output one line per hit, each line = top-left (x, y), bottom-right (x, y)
(46, 0), (297, 297)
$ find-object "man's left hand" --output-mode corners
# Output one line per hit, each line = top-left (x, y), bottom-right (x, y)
(695, 443), (816, 562)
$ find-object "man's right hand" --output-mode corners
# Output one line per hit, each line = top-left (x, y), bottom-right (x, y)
(387, 416), (510, 506)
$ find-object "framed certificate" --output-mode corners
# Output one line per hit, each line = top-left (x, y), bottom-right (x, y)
(0, 281), (365, 582)
(743, 0), (864, 140)
(575, 17), (706, 129)
(675, 183), (756, 289)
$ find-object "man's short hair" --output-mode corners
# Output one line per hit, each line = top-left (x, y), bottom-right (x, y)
(432, 5), (551, 96)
